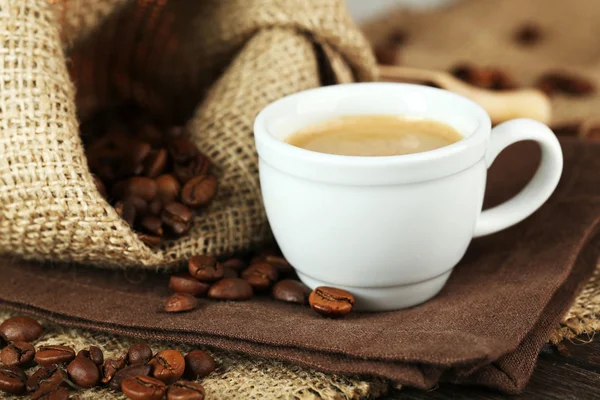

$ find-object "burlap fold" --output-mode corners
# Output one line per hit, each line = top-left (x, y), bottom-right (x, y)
(0, 0), (376, 268)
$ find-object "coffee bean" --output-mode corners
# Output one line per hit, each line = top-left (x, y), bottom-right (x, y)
(156, 174), (181, 204)
(101, 355), (127, 384)
(77, 349), (90, 359)
(241, 263), (279, 291)
(309, 287), (354, 318)
(165, 293), (198, 313)
(34, 345), (76, 367)
(148, 199), (163, 216)
(514, 22), (542, 46)
(27, 366), (65, 393)
(208, 278), (253, 301)
(144, 148), (168, 178)
(181, 175), (218, 207)
(115, 199), (137, 226)
(221, 258), (247, 271)
(536, 71), (595, 96)
(169, 273), (210, 297)
(149, 350), (185, 384)
(188, 255), (223, 282)
(126, 177), (158, 202)
(126, 196), (149, 216)
(128, 343), (153, 366)
(92, 174), (107, 199)
(0, 316), (43, 342)
(0, 365), (26, 394)
(167, 380), (206, 400)
(184, 350), (215, 379)
(222, 267), (238, 278)
(89, 346), (104, 367)
(67, 356), (99, 388)
(264, 255), (294, 275)
(121, 375), (166, 400)
(31, 385), (69, 400)
(161, 202), (193, 236)
(140, 216), (163, 236)
(109, 363), (152, 392)
(450, 64), (516, 90)
(168, 134), (198, 164)
(272, 280), (311, 304)
(174, 153), (211, 184)
(250, 249), (278, 265)
(1, 341), (35, 367)
(138, 233), (162, 247)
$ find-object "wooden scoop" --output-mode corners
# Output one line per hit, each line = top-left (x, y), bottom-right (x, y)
(378, 65), (552, 125)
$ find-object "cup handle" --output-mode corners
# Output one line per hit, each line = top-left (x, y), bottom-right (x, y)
(473, 118), (563, 238)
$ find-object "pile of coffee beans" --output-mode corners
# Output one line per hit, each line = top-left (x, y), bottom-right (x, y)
(82, 108), (218, 247)
(0, 315), (215, 399)
(166, 251), (355, 318)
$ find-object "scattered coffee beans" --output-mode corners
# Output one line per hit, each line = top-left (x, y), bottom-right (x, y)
(536, 71), (595, 96)
(188, 255), (224, 282)
(165, 293), (198, 313)
(450, 64), (517, 90)
(169, 273), (210, 297)
(208, 278), (253, 301)
(272, 280), (311, 304)
(309, 287), (355, 318)
(241, 263), (279, 291)
(0, 316), (43, 342)
(102, 355), (127, 384)
(161, 202), (194, 237)
(26, 366), (64, 393)
(1, 341), (35, 367)
(67, 356), (100, 388)
(149, 350), (185, 384)
(110, 364), (153, 392)
(167, 380), (206, 400)
(31, 384), (69, 400)
(89, 346), (104, 367)
(0, 365), (26, 394)
(184, 350), (215, 380)
(121, 375), (166, 400)
(128, 343), (153, 365)
(34, 345), (76, 367)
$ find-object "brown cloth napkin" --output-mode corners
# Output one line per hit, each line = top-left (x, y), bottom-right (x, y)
(0, 139), (598, 394)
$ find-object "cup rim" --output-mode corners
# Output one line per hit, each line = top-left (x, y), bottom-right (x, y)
(254, 83), (492, 185)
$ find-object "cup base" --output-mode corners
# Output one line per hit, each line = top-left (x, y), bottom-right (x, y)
(297, 270), (452, 311)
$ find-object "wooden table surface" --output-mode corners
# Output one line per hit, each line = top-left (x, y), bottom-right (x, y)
(382, 336), (600, 400)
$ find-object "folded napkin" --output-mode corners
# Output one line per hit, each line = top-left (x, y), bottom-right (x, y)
(1, 139), (598, 393)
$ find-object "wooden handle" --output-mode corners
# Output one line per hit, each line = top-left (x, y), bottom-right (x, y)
(378, 65), (552, 125)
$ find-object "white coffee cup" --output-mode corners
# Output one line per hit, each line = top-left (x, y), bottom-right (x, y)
(254, 83), (563, 311)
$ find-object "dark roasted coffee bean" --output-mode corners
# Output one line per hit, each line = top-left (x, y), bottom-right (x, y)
(0, 365), (26, 394)
(167, 380), (206, 400)
(92, 174), (108, 199)
(135, 122), (164, 148)
(27, 366), (65, 393)
(264, 255), (294, 275)
(109, 363), (152, 391)
(537, 71), (595, 96)
(208, 278), (253, 301)
(241, 263), (279, 291)
(156, 174), (181, 204)
(31, 384), (69, 400)
(126, 196), (148, 216)
(272, 280), (311, 305)
(514, 22), (542, 46)
(121, 375), (166, 400)
(221, 258), (247, 271)
(149, 350), (185, 384)
(140, 216), (163, 236)
(89, 346), (104, 367)
(165, 293), (198, 313)
(188, 255), (223, 282)
(35, 345), (76, 366)
(116, 199), (137, 226)
(181, 175), (218, 208)
(1, 341), (35, 367)
(250, 249), (278, 265)
(144, 148), (168, 178)
(169, 273), (210, 297)
(451, 64), (516, 90)
(0, 316), (42, 342)
(222, 267), (238, 278)
(161, 202), (193, 236)
(174, 153), (211, 184)
(128, 343), (153, 366)
(168, 134), (198, 164)
(67, 356), (99, 388)
(148, 199), (163, 216)
(138, 233), (162, 247)
(77, 349), (90, 359)
(126, 177), (158, 202)
(101, 354), (127, 384)
(184, 350), (215, 379)
(130, 141), (152, 172)
(309, 287), (354, 318)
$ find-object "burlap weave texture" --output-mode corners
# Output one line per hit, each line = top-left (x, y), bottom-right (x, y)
(0, 0), (376, 268)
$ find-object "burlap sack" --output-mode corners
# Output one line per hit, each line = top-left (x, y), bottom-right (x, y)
(0, 0), (376, 268)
